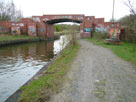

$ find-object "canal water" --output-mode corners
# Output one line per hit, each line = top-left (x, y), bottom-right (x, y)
(0, 35), (69, 102)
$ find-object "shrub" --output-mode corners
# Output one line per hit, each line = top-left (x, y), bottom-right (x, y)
(93, 32), (107, 39)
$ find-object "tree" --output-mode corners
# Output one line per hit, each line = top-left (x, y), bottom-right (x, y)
(124, 0), (136, 15)
(122, 0), (136, 50)
(0, 0), (23, 21)
(54, 25), (62, 32)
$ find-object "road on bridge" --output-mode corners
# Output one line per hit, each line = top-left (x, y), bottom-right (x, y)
(50, 40), (136, 102)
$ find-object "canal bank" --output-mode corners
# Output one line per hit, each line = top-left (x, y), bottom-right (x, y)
(0, 35), (66, 102)
(6, 44), (79, 102)
(5, 54), (58, 102)
(0, 35), (60, 47)
(17, 44), (79, 102)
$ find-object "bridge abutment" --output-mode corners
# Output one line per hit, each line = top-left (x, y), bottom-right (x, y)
(45, 24), (54, 39)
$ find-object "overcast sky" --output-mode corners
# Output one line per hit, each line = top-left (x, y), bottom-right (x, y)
(13, 0), (131, 21)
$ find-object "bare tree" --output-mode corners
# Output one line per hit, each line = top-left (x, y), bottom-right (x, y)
(123, 0), (136, 51)
(124, 0), (136, 15)
(0, 0), (23, 21)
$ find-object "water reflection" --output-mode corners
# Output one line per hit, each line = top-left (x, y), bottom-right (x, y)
(0, 41), (54, 61)
(0, 41), (54, 76)
(0, 36), (67, 102)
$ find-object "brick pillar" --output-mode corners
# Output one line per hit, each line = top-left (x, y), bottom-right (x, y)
(80, 16), (93, 39)
(80, 22), (84, 38)
(80, 21), (91, 39)
(45, 24), (54, 40)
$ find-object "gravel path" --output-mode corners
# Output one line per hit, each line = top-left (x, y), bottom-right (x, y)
(50, 40), (136, 102)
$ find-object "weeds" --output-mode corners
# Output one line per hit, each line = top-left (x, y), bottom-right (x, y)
(18, 43), (79, 102)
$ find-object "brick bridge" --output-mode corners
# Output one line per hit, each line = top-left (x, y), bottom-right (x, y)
(0, 14), (121, 39)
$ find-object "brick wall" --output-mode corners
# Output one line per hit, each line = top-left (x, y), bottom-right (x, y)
(27, 23), (37, 36)
(0, 14), (121, 39)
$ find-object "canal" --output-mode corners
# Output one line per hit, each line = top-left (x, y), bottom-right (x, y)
(0, 35), (69, 102)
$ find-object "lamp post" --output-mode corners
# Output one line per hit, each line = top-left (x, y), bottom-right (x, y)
(112, 0), (115, 23)
(112, 0), (115, 38)
(104, 0), (120, 44)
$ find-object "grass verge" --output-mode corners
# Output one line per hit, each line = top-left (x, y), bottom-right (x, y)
(18, 44), (79, 102)
(87, 38), (136, 64)
(0, 35), (37, 41)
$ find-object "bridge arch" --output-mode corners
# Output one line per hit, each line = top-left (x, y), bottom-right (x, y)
(44, 18), (82, 24)
(43, 18), (84, 39)
(36, 15), (93, 39)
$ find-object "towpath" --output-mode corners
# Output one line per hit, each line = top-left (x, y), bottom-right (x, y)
(50, 40), (136, 102)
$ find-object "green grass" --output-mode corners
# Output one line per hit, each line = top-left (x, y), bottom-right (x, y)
(0, 35), (37, 42)
(87, 38), (136, 64)
(18, 44), (79, 102)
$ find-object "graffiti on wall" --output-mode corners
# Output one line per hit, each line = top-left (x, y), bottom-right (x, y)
(109, 28), (120, 37)
(84, 28), (91, 32)
(54, 15), (84, 20)
(80, 30), (83, 33)
(29, 26), (36, 36)
(39, 28), (44, 32)
(12, 23), (24, 27)
(95, 24), (106, 32)
(32, 17), (40, 22)
(11, 27), (21, 35)
(54, 16), (72, 19)
(77, 16), (84, 20)
(106, 25), (110, 30)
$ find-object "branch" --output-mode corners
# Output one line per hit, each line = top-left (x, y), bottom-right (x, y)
(124, 0), (136, 15)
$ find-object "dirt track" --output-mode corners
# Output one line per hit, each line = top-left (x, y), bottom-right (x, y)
(50, 40), (136, 102)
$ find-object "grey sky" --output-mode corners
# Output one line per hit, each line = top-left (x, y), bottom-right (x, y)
(13, 0), (130, 21)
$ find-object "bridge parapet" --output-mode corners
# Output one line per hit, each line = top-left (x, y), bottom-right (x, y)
(42, 15), (84, 22)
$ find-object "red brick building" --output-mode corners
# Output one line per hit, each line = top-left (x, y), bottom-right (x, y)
(0, 14), (121, 39)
